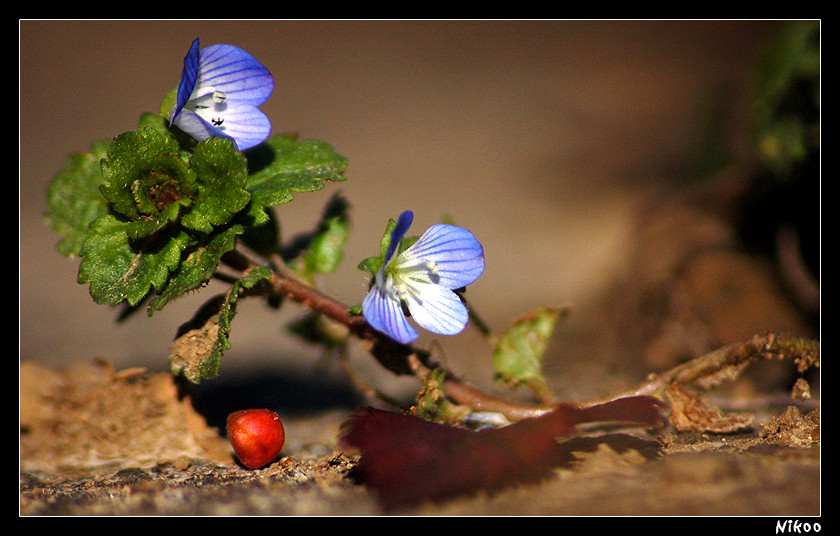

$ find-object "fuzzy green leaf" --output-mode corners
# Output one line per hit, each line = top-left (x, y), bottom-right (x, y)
(77, 214), (191, 306)
(138, 112), (171, 134)
(245, 134), (348, 224)
(45, 140), (111, 258)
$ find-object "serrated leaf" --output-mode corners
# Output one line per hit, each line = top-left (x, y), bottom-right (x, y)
(45, 140), (111, 258)
(180, 137), (251, 232)
(168, 266), (272, 382)
(147, 224), (245, 314)
(77, 214), (191, 306)
(245, 134), (348, 224)
(492, 307), (568, 389)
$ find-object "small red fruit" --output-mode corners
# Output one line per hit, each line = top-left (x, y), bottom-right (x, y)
(226, 409), (286, 469)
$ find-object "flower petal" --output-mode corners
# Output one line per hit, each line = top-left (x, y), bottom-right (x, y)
(170, 40), (274, 150)
(206, 104), (272, 151)
(196, 44), (274, 106)
(403, 282), (470, 336)
(384, 210), (414, 265)
(170, 108), (229, 144)
(400, 224), (485, 289)
(172, 38), (201, 122)
(362, 284), (418, 344)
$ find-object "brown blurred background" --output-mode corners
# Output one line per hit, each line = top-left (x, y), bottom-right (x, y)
(21, 20), (814, 405)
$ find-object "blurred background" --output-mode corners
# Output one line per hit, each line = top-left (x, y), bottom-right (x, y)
(20, 20), (819, 411)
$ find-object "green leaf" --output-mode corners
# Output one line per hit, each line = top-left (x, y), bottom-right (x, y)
(159, 89), (178, 121)
(239, 209), (280, 259)
(168, 266), (272, 382)
(138, 112), (171, 134)
(147, 224), (245, 314)
(302, 194), (351, 276)
(287, 311), (350, 349)
(77, 214), (191, 306)
(45, 140), (111, 258)
(245, 134), (348, 224)
(492, 307), (568, 391)
(180, 137), (251, 232)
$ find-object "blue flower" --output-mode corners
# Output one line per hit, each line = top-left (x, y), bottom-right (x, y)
(170, 38), (274, 151)
(362, 210), (485, 344)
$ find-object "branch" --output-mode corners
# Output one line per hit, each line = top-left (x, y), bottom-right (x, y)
(222, 247), (820, 423)
(598, 333), (820, 403)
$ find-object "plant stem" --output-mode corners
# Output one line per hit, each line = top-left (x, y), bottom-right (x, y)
(223, 246), (557, 417)
(223, 246), (820, 423)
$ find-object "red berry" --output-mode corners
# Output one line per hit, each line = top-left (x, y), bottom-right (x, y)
(226, 409), (286, 469)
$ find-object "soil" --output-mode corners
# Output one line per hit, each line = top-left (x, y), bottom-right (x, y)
(19, 353), (820, 516)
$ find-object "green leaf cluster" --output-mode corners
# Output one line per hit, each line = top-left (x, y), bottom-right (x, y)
(752, 20), (820, 178)
(245, 134), (349, 225)
(46, 113), (349, 316)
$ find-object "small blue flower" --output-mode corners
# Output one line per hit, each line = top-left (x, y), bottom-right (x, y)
(170, 38), (274, 151)
(362, 210), (485, 344)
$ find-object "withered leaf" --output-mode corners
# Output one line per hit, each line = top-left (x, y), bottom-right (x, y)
(340, 396), (666, 510)
(665, 382), (753, 433)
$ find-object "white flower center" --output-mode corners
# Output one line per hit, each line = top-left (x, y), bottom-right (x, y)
(186, 87), (229, 130)
(384, 255), (440, 305)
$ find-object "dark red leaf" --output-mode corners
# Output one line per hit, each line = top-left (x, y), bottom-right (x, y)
(339, 396), (666, 510)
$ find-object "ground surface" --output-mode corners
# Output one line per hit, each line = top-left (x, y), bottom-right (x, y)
(20, 349), (820, 516)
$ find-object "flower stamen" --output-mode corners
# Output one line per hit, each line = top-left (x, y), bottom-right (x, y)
(211, 90), (227, 103)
